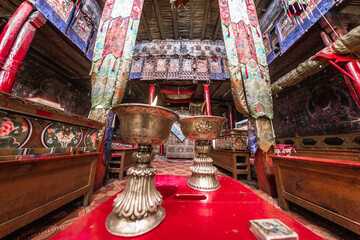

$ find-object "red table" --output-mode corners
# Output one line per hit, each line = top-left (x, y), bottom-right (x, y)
(52, 175), (322, 240)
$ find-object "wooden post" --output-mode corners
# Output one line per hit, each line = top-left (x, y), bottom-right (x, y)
(0, 1), (33, 68)
(229, 105), (233, 129)
(204, 85), (211, 115)
(0, 11), (46, 93)
(254, 147), (277, 197)
(149, 84), (155, 104)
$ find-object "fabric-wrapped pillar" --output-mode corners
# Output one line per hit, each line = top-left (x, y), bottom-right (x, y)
(218, 0), (275, 195)
(0, 1), (33, 68)
(0, 11), (46, 93)
(89, 0), (144, 124)
(229, 105), (233, 129)
(218, 0), (275, 151)
(149, 84), (155, 104)
(204, 85), (212, 115)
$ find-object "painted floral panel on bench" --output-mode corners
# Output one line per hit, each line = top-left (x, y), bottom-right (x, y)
(42, 123), (83, 148)
(0, 114), (32, 148)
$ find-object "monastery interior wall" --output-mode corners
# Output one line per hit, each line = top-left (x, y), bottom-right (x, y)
(10, 58), (91, 116)
(273, 67), (360, 138)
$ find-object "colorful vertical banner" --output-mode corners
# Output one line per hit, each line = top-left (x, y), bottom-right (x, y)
(89, 0), (144, 123)
(218, 0), (275, 151)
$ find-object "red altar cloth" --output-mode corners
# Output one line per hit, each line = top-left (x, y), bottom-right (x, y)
(52, 175), (322, 240)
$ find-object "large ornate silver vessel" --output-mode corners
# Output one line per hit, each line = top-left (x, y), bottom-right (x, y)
(178, 116), (227, 191)
(106, 103), (179, 237)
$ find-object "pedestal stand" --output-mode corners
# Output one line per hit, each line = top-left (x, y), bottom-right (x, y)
(106, 145), (165, 236)
(188, 140), (220, 191)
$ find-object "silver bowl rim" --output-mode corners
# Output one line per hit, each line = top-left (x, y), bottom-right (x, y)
(112, 103), (180, 120)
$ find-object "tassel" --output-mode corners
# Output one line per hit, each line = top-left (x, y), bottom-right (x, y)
(112, 60), (116, 72)
(98, 58), (105, 70)
(227, 26), (230, 37)
(100, 21), (105, 32)
(245, 65), (249, 78)
(256, 28), (260, 37)
(131, 20), (134, 30)
(259, 67), (264, 78)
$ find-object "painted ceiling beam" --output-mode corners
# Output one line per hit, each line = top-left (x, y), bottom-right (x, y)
(172, 9), (179, 39)
(141, 12), (152, 41)
(212, 14), (221, 40)
(153, 0), (166, 40)
(201, 0), (211, 40)
(189, 1), (194, 39)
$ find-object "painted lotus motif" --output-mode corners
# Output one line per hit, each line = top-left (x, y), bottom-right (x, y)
(0, 114), (31, 148)
(42, 123), (82, 148)
(85, 130), (99, 148)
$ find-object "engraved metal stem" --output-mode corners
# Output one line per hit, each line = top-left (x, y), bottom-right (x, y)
(178, 116), (227, 192)
(187, 140), (220, 191)
(106, 145), (165, 236)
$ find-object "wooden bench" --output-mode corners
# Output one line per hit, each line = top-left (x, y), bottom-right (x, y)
(0, 153), (98, 238)
(292, 149), (359, 161)
(108, 148), (137, 180)
(273, 155), (360, 235)
(210, 149), (251, 180)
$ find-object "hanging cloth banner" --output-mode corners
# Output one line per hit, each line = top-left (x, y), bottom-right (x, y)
(89, 0), (144, 123)
(209, 56), (224, 80)
(167, 55), (181, 80)
(154, 56), (168, 79)
(129, 56), (143, 79)
(179, 56), (195, 80)
(141, 56), (155, 80)
(195, 57), (210, 81)
(219, 0), (275, 151)
(221, 58), (230, 79)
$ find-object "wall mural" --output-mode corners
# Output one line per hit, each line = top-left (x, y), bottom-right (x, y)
(11, 58), (91, 116)
(273, 68), (360, 138)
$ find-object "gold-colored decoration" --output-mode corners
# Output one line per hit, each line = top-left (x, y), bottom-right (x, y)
(178, 116), (227, 191)
(107, 104), (179, 237)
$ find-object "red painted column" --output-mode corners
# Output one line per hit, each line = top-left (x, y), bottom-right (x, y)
(229, 105), (233, 129)
(345, 61), (360, 102)
(255, 147), (277, 197)
(204, 85), (211, 115)
(0, 1), (33, 67)
(0, 11), (46, 93)
(149, 84), (155, 104)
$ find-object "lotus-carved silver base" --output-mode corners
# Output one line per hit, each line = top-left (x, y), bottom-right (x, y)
(105, 145), (165, 237)
(187, 140), (220, 191)
(178, 116), (227, 192)
(106, 207), (165, 237)
(108, 104), (179, 237)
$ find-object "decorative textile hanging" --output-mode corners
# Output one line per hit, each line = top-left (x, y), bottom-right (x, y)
(283, 0), (308, 18)
(247, 118), (258, 154)
(167, 55), (181, 80)
(89, 0), (144, 124)
(179, 55), (195, 80)
(141, 56), (155, 80)
(209, 55), (224, 80)
(254, 117), (275, 153)
(154, 55), (168, 79)
(103, 111), (115, 166)
(221, 58), (230, 79)
(128, 56), (143, 79)
(219, 0), (275, 152)
(195, 56), (210, 81)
